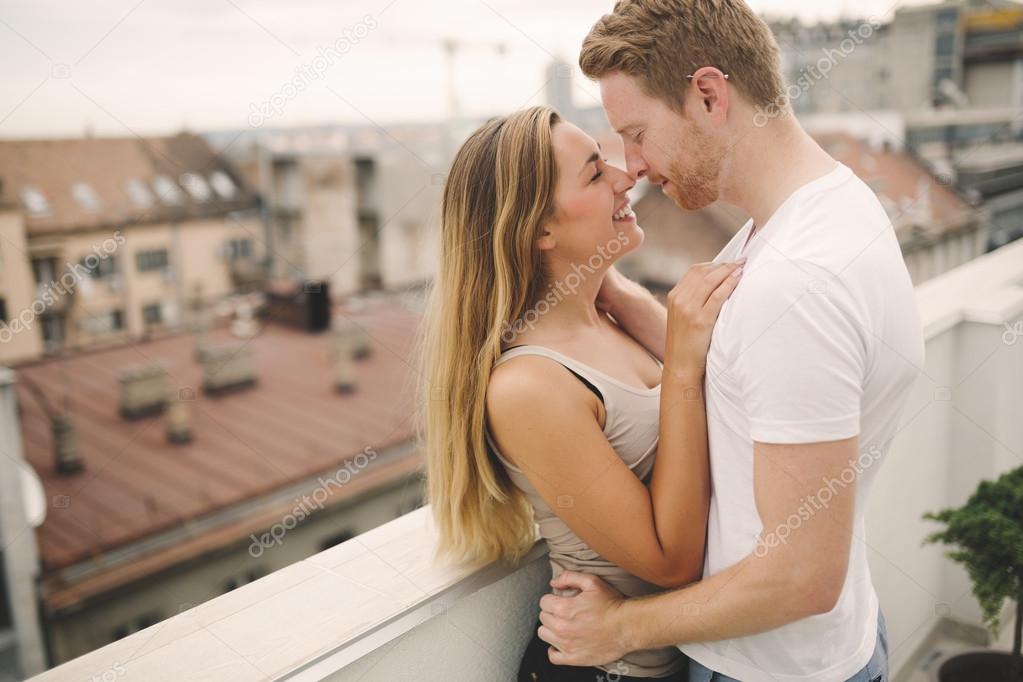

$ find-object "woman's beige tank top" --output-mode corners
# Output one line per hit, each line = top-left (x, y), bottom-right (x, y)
(485, 344), (687, 678)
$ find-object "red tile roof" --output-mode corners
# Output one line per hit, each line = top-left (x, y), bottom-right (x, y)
(813, 131), (976, 241)
(0, 133), (258, 235)
(16, 300), (421, 577)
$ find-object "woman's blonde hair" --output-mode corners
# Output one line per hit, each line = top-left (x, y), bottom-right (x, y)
(419, 106), (561, 565)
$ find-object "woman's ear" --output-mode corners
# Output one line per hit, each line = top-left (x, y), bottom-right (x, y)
(536, 224), (556, 251)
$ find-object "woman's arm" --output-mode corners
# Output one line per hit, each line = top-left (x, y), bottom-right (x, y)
(487, 261), (743, 588)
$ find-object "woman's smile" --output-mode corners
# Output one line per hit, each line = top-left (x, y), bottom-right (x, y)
(612, 199), (636, 223)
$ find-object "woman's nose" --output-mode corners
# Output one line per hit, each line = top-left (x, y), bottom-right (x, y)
(608, 164), (635, 194)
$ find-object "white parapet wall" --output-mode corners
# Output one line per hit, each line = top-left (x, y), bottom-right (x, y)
(870, 238), (1023, 677)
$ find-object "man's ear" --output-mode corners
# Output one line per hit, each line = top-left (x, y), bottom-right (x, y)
(689, 66), (730, 122)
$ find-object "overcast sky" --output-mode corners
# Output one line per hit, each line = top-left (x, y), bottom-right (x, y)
(0, 0), (930, 138)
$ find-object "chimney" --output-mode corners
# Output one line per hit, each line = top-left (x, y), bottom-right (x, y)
(915, 176), (933, 224)
(52, 413), (83, 475)
(201, 343), (257, 395)
(230, 299), (260, 339)
(119, 362), (169, 419)
(166, 389), (194, 444)
(332, 335), (357, 394)
(333, 319), (371, 360)
(263, 279), (330, 332)
(189, 283), (212, 361)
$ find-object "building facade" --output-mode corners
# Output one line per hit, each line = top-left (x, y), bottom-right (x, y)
(0, 134), (264, 366)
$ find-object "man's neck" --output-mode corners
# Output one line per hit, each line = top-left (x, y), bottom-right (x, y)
(722, 116), (839, 231)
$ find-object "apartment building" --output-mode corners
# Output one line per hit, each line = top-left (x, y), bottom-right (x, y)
(0, 134), (264, 366)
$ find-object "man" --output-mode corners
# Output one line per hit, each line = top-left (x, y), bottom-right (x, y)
(537, 1), (925, 681)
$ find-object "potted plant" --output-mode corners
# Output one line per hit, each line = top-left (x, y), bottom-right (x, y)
(923, 464), (1023, 682)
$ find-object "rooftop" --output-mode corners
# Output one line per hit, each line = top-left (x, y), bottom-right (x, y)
(13, 298), (421, 610)
(0, 134), (258, 235)
(815, 131), (978, 240)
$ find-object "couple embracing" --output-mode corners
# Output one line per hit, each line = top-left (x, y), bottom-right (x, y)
(420, 1), (924, 681)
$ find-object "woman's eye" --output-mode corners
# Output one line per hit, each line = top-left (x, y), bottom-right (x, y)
(590, 158), (609, 183)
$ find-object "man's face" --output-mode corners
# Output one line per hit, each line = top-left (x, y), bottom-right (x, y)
(599, 71), (726, 211)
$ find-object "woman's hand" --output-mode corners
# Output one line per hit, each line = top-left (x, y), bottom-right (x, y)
(664, 258), (745, 379)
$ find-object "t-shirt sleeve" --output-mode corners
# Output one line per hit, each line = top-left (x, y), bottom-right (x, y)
(728, 262), (866, 444)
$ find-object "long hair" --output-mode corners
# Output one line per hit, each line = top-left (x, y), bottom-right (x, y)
(419, 106), (561, 565)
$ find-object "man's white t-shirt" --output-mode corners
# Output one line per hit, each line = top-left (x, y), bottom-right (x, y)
(677, 163), (925, 682)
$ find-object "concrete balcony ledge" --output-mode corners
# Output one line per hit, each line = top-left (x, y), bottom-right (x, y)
(30, 507), (550, 681)
(914, 238), (1023, 338)
(28, 240), (1023, 682)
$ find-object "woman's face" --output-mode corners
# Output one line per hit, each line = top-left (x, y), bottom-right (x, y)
(539, 121), (642, 268)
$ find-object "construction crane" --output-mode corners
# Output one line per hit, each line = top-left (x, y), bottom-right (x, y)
(378, 35), (509, 120)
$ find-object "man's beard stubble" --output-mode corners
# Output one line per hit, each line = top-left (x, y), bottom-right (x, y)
(664, 125), (724, 211)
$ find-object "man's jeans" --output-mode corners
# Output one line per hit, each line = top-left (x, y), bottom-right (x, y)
(688, 610), (889, 682)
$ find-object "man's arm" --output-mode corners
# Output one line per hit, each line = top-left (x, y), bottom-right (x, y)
(597, 267), (667, 362)
(538, 436), (858, 666)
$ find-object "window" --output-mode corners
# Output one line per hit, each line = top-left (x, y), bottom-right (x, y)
(934, 66), (954, 85)
(79, 254), (118, 280)
(141, 302), (162, 327)
(32, 257), (58, 286)
(41, 315), (64, 347)
(83, 309), (123, 335)
(179, 173), (212, 202)
(225, 238), (253, 261)
(209, 170), (237, 200)
(20, 185), (51, 216)
(71, 182), (101, 213)
(935, 33), (956, 57)
(936, 7), (958, 25)
(152, 175), (183, 205)
(136, 248), (169, 273)
(124, 178), (154, 209)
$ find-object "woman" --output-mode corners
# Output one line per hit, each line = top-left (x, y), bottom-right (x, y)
(420, 106), (742, 680)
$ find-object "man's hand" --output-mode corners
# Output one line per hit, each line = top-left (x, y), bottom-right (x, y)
(537, 571), (630, 667)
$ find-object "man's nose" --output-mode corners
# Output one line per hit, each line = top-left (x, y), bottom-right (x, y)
(625, 145), (648, 180)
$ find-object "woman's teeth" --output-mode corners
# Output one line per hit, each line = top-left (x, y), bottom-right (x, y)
(613, 205), (634, 220)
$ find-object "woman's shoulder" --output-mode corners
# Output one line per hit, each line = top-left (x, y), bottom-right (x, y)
(488, 353), (566, 406)
(486, 351), (594, 424)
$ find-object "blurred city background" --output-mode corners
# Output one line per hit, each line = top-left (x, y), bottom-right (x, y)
(0, 0), (1021, 680)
